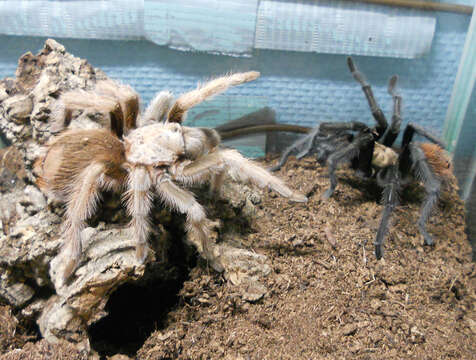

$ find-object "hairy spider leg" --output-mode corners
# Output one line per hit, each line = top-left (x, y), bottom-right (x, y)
(94, 80), (140, 135)
(380, 75), (402, 147)
(170, 151), (224, 187)
(124, 166), (154, 263)
(270, 121), (367, 172)
(171, 148), (307, 203)
(347, 57), (388, 137)
(141, 91), (174, 126)
(402, 122), (446, 149)
(294, 126), (323, 160)
(374, 165), (401, 259)
(322, 131), (374, 200)
(313, 134), (355, 165)
(270, 127), (322, 172)
(62, 162), (107, 282)
(167, 71), (260, 123)
(400, 124), (447, 246)
(318, 121), (375, 177)
(219, 149), (307, 202)
(353, 138), (375, 178)
(154, 174), (222, 271)
(408, 143), (442, 246)
(54, 91), (126, 137)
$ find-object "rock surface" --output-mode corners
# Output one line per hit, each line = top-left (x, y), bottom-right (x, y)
(0, 39), (270, 354)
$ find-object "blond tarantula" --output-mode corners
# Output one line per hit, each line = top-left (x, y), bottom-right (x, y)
(35, 72), (307, 283)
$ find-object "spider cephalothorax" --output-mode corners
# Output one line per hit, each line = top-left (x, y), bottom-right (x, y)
(35, 72), (307, 282)
(272, 57), (454, 259)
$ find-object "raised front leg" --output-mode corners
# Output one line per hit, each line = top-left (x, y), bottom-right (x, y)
(51, 89), (125, 137)
(167, 71), (260, 123)
(347, 57), (388, 137)
(95, 80), (140, 133)
(141, 91), (174, 126)
(380, 75), (402, 147)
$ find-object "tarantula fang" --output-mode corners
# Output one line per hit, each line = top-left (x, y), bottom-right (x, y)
(272, 57), (453, 259)
(35, 72), (307, 282)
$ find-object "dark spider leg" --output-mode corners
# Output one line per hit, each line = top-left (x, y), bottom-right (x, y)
(322, 131), (374, 200)
(294, 126), (323, 160)
(296, 133), (343, 160)
(381, 75), (402, 147)
(318, 121), (371, 170)
(409, 142), (442, 245)
(398, 142), (413, 184)
(315, 133), (354, 165)
(347, 57), (388, 137)
(270, 127), (321, 171)
(402, 122), (446, 149)
(354, 139), (374, 178)
(271, 121), (368, 172)
(374, 165), (400, 259)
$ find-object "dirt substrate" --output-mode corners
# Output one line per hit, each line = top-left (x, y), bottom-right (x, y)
(2, 157), (475, 359)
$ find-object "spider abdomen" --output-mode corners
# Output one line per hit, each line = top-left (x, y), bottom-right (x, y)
(35, 128), (127, 198)
(419, 142), (453, 181)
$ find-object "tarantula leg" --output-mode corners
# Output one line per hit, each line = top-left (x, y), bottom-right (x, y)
(219, 149), (307, 202)
(168, 152), (223, 195)
(125, 167), (154, 263)
(409, 143), (442, 246)
(347, 57), (388, 136)
(170, 149), (306, 202)
(95, 80), (140, 133)
(167, 71), (260, 123)
(322, 132), (374, 200)
(270, 130), (318, 172)
(381, 75), (402, 147)
(155, 176), (222, 271)
(177, 152), (223, 181)
(295, 126), (322, 159)
(52, 90), (125, 137)
(209, 171), (226, 197)
(355, 139), (374, 178)
(374, 165), (400, 259)
(62, 162), (106, 282)
(179, 154), (227, 197)
(271, 121), (368, 172)
(402, 123), (446, 149)
(270, 141), (302, 172)
(141, 91), (174, 126)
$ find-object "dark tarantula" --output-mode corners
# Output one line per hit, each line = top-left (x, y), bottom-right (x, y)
(272, 57), (453, 259)
(35, 72), (307, 283)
